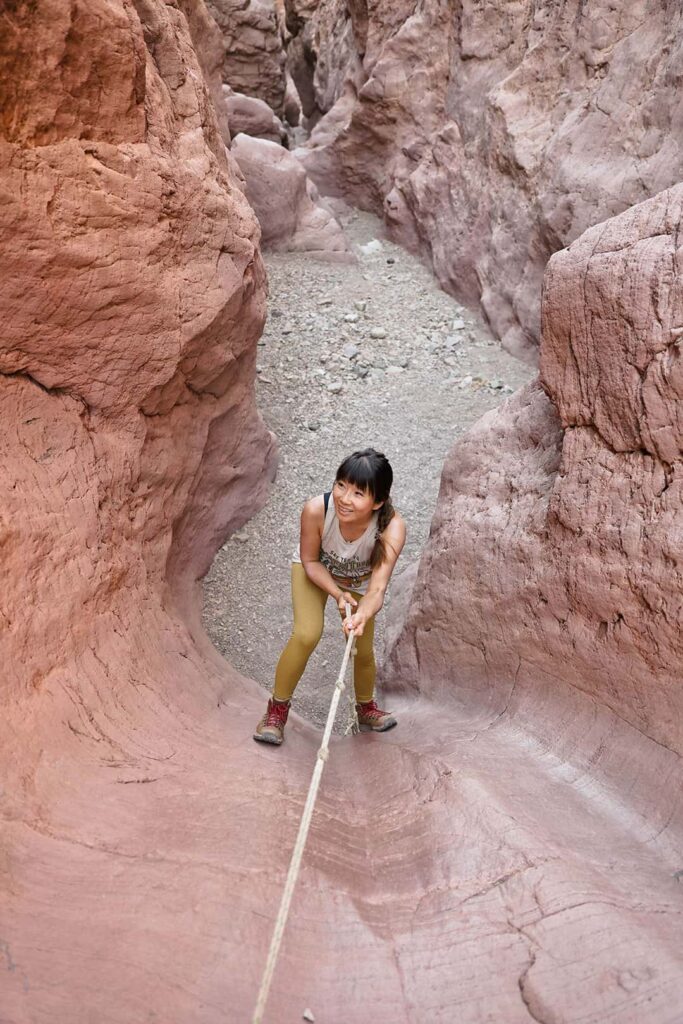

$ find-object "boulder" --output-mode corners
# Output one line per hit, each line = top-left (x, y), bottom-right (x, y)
(224, 87), (287, 143)
(231, 133), (349, 254)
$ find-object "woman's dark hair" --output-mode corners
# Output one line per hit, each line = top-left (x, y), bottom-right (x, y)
(335, 448), (396, 567)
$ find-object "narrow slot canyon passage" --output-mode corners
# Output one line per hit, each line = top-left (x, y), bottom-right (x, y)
(200, 209), (683, 1022)
(4, 1), (683, 1021)
(203, 206), (533, 727)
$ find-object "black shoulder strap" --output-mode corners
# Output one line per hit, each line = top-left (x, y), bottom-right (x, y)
(324, 490), (330, 516)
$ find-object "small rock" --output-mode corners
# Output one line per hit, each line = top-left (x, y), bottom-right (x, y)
(386, 257), (395, 264)
(352, 364), (369, 379)
(444, 335), (461, 350)
(452, 318), (466, 330)
(344, 312), (360, 323)
(282, 325), (293, 335)
(327, 381), (343, 394)
(306, 420), (320, 431)
(459, 375), (473, 389)
(369, 327), (387, 340)
(270, 308), (284, 318)
(354, 300), (367, 312)
(233, 531), (250, 542)
(303, 1010), (315, 1023)
(317, 298), (333, 307)
(489, 379), (504, 390)
(342, 343), (360, 359)
(387, 365), (404, 374)
(359, 239), (383, 256)
(256, 364), (263, 373)
(397, 355), (410, 368)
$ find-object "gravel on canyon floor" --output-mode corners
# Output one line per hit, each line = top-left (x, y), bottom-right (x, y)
(203, 205), (534, 730)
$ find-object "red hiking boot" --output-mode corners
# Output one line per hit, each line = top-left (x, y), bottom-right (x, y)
(355, 699), (397, 732)
(253, 698), (291, 745)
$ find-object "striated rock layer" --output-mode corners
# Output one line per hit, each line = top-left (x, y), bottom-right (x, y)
(293, 0), (683, 358)
(3, 2), (683, 1023)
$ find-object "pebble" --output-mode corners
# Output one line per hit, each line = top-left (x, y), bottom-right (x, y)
(387, 365), (404, 374)
(354, 300), (367, 312)
(303, 1009), (315, 1022)
(452, 317), (467, 330)
(305, 420), (320, 431)
(282, 325), (293, 335)
(369, 327), (387, 340)
(344, 312), (360, 323)
(327, 381), (343, 393)
(343, 343), (360, 359)
(352, 365), (369, 378)
(317, 298), (333, 306)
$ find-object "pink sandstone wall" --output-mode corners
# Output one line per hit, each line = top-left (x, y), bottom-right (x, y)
(291, 0), (683, 358)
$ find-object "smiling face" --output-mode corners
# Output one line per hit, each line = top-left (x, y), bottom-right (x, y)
(333, 477), (383, 526)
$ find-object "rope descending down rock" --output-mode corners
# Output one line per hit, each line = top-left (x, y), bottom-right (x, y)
(252, 603), (359, 1024)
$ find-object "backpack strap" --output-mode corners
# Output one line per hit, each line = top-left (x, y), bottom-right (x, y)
(323, 490), (331, 517)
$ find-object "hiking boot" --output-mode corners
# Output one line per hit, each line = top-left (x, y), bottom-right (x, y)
(253, 698), (291, 745)
(355, 699), (397, 732)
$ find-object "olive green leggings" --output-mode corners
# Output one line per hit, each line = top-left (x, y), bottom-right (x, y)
(273, 562), (376, 704)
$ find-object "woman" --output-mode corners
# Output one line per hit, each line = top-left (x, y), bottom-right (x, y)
(253, 448), (406, 745)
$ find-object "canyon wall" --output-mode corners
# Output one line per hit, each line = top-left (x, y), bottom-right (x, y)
(290, 0), (683, 358)
(383, 179), (683, 826)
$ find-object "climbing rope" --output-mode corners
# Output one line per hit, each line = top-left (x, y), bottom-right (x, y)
(251, 603), (358, 1024)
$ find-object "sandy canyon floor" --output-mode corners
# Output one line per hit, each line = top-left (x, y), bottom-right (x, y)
(203, 205), (534, 729)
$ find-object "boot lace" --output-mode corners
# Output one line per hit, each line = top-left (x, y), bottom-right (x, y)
(265, 700), (290, 728)
(357, 699), (385, 721)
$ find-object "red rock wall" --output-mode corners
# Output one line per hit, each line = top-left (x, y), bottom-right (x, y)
(294, 0), (683, 358)
(0, 0), (276, 884)
(383, 181), (683, 814)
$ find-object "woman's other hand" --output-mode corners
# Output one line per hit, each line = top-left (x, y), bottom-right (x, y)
(337, 591), (358, 631)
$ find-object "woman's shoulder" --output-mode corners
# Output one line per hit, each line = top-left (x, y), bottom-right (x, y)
(382, 508), (406, 536)
(301, 494), (326, 524)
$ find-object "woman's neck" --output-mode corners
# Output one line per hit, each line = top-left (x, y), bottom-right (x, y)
(338, 510), (375, 542)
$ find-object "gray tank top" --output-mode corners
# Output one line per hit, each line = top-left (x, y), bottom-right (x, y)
(292, 492), (379, 595)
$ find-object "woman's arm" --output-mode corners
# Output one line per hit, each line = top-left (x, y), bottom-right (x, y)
(345, 513), (407, 635)
(299, 497), (354, 604)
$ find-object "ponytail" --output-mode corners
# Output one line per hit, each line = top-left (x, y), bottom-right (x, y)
(371, 495), (396, 568)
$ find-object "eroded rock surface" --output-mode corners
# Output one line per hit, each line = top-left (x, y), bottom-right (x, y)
(207, 0), (287, 113)
(382, 184), (683, 1015)
(293, 0), (683, 357)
